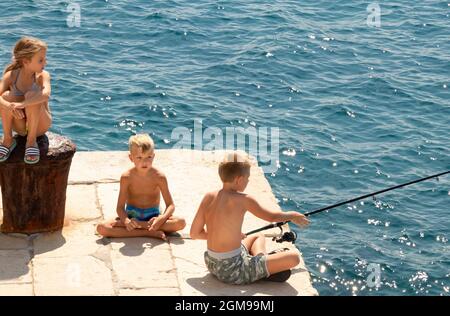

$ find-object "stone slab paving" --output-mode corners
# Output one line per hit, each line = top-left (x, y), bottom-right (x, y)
(0, 150), (317, 296)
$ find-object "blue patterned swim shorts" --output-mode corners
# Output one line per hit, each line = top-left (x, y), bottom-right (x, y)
(125, 204), (160, 221)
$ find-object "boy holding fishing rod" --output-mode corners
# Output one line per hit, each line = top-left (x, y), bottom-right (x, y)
(190, 151), (309, 284)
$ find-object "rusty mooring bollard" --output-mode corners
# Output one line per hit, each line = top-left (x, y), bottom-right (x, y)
(0, 132), (76, 233)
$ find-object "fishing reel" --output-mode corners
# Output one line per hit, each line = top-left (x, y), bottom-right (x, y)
(272, 226), (297, 244)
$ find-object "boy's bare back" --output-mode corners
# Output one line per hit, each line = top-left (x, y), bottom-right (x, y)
(122, 166), (164, 209)
(199, 189), (249, 253)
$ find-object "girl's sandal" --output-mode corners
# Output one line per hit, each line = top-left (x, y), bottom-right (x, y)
(0, 139), (17, 163)
(24, 146), (40, 164)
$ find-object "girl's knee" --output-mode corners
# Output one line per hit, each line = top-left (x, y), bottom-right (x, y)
(26, 100), (44, 109)
(24, 90), (38, 99)
(25, 102), (44, 115)
(1, 90), (11, 99)
(1, 91), (13, 111)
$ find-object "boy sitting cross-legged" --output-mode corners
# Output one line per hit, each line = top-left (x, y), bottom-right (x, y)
(190, 151), (309, 284)
(97, 134), (186, 240)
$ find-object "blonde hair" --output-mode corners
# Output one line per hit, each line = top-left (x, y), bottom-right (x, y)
(128, 134), (155, 153)
(4, 37), (48, 74)
(218, 151), (251, 183)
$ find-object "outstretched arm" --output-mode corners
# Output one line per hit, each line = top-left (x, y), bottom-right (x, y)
(245, 195), (309, 227)
(190, 193), (212, 240)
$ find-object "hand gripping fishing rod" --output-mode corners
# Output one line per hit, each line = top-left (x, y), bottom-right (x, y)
(246, 170), (450, 240)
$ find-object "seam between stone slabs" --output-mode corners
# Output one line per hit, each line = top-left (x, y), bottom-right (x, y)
(93, 183), (120, 296)
(172, 255), (203, 268)
(90, 178), (181, 294)
(88, 246), (118, 295)
(70, 217), (103, 224)
(94, 183), (103, 218)
(2, 233), (45, 295)
(167, 239), (182, 293)
(119, 285), (180, 290)
(68, 179), (119, 185)
(28, 234), (37, 296)
(118, 286), (180, 295)
(65, 183), (104, 223)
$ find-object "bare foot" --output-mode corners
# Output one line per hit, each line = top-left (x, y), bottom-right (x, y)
(147, 229), (167, 241)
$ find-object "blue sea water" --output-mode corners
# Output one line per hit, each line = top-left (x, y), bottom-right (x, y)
(0, 1), (449, 295)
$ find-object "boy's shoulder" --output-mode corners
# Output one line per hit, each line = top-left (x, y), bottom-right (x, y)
(230, 191), (248, 202)
(225, 191), (252, 207)
(120, 168), (133, 179)
(203, 190), (219, 199)
(240, 192), (256, 202)
(203, 190), (247, 201)
(200, 190), (219, 207)
(148, 166), (167, 180)
(123, 167), (166, 181)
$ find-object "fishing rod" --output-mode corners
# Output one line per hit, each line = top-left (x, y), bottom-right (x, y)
(246, 170), (450, 241)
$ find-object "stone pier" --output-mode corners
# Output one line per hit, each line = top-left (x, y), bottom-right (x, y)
(0, 150), (318, 296)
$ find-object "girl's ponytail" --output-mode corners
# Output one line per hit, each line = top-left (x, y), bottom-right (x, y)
(3, 56), (21, 74)
(3, 37), (47, 74)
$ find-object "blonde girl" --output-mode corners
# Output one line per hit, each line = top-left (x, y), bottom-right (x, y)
(0, 37), (52, 164)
